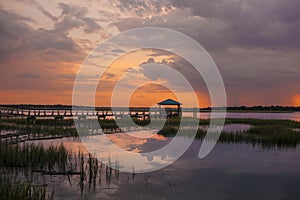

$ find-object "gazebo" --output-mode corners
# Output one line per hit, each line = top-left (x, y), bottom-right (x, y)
(157, 99), (182, 118)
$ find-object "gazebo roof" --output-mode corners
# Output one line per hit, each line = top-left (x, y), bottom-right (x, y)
(157, 99), (182, 105)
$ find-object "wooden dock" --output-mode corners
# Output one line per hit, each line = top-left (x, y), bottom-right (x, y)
(0, 105), (191, 121)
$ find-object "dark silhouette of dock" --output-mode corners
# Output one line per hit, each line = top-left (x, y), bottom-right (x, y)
(0, 105), (190, 122)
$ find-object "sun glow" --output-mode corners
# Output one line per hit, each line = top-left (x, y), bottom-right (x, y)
(293, 95), (300, 106)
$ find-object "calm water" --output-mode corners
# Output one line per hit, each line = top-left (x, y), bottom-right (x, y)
(184, 112), (300, 121)
(199, 124), (251, 133)
(116, 141), (300, 200)
(24, 128), (300, 200)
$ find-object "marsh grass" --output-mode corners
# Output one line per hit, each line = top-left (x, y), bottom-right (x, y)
(0, 142), (125, 199)
(0, 174), (51, 200)
(158, 119), (300, 149)
(220, 119), (300, 148)
(224, 118), (300, 128)
(246, 125), (300, 148)
(157, 126), (179, 136)
(0, 143), (69, 172)
(0, 118), (74, 126)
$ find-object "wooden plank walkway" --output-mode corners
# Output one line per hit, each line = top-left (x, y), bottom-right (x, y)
(0, 105), (201, 122)
(0, 105), (186, 121)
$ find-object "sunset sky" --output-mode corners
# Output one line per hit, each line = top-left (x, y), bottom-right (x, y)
(0, 0), (299, 107)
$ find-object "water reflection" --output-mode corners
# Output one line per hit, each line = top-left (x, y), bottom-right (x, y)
(199, 124), (251, 133)
(18, 129), (300, 199)
(82, 131), (194, 173)
(184, 112), (300, 121)
(114, 142), (300, 200)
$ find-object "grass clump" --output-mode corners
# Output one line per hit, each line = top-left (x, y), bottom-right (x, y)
(0, 142), (69, 172)
(0, 174), (52, 200)
(157, 119), (300, 149)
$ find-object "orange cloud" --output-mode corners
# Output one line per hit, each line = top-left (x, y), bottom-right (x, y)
(129, 83), (178, 107)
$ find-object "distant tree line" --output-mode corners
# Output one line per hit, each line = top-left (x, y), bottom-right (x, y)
(201, 105), (300, 112)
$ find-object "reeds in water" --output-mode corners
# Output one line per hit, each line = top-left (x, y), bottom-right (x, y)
(0, 173), (52, 200)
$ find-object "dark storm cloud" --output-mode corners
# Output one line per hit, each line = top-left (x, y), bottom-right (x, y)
(140, 53), (208, 95)
(57, 3), (104, 34)
(58, 3), (88, 17)
(0, 1), (106, 65)
(0, 10), (30, 63)
(15, 0), (57, 21)
(53, 15), (83, 34)
(0, 9), (81, 57)
(116, 0), (173, 16)
(82, 17), (103, 33)
(15, 0), (104, 35)
(114, 0), (300, 51)
(0, 8), (84, 91)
